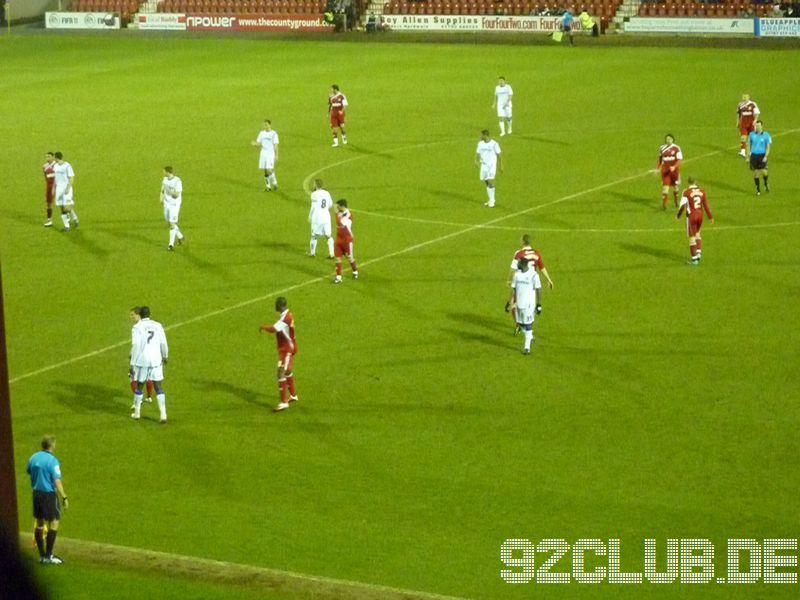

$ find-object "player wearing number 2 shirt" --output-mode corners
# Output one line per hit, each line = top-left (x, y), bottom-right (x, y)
(333, 199), (358, 284)
(260, 297), (298, 412)
(676, 177), (713, 266)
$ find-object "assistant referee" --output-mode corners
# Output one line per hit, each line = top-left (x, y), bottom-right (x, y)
(27, 435), (69, 564)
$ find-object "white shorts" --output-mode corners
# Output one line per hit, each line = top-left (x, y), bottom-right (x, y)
(516, 305), (535, 326)
(132, 364), (164, 383)
(497, 104), (512, 119)
(311, 220), (332, 237)
(55, 187), (73, 207)
(480, 164), (497, 181)
(163, 200), (181, 224)
(259, 151), (275, 170)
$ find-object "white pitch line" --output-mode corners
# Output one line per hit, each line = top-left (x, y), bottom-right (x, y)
(11, 129), (800, 385)
(23, 535), (473, 600)
(355, 209), (800, 234)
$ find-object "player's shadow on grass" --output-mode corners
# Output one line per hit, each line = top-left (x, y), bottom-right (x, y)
(61, 229), (111, 258)
(442, 311), (511, 350)
(425, 187), (476, 206)
(605, 190), (652, 207)
(702, 178), (746, 194)
(343, 142), (393, 159)
(515, 134), (571, 146)
(618, 242), (683, 262)
(51, 383), (125, 415)
(176, 247), (237, 282)
(212, 174), (253, 191)
(197, 379), (264, 407)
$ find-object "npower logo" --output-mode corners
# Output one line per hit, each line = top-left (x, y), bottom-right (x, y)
(187, 15), (237, 27)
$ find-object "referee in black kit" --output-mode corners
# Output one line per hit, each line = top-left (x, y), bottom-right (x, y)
(26, 435), (69, 564)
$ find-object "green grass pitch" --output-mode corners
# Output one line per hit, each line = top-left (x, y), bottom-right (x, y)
(3, 32), (800, 599)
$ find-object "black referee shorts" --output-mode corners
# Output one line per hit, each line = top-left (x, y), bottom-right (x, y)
(32, 490), (60, 522)
(749, 153), (767, 170)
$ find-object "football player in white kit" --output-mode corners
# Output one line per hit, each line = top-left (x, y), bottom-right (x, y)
(492, 76), (513, 137)
(475, 130), (503, 208)
(161, 166), (184, 251)
(251, 119), (279, 191)
(129, 306), (169, 423)
(308, 179), (334, 258)
(52, 152), (79, 231)
(507, 259), (537, 355)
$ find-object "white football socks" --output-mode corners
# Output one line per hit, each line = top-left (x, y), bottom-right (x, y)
(70, 209), (78, 223)
(524, 330), (533, 351)
(487, 186), (496, 205)
(61, 213), (70, 229)
(327, 237), (334, 257)
(157, 393), (166, 420)
(309, 237), (317, 255)
(269, 173), (278, 187)
(499, 121), (505, 135)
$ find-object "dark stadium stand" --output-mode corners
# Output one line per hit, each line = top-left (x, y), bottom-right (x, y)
(636, 1), (772, 16)
(155, 0), (327, 12)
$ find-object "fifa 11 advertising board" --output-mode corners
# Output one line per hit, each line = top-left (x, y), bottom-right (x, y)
(46, 12), (121, 29)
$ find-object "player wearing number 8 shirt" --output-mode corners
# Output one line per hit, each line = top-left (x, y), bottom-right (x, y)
(130, 306), (169, 423)
(676, 177), (713, 266)
(260, 297), (298, 412)
(308, 179), (335, 258)
(333, 199), (358, 283)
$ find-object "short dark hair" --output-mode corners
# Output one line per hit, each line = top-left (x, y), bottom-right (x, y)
(665, 133), (674, 141)
(41, 435), (56, 450)
(164, 166), (173, 174)
(336, 199), (348, 208)
(139, 306), (151, 318)
(314, 178), (323, 188)
(275, 297), (288, 311)
(47, 151), (54, 157)
(755, 119), (763, 125)
(264, 119), (271, 125)
(521, 234), (531, 245)
(331, 84), (339, 92)
(517, 258), (529, 270)
(54, 151), (63, 159)
(688, 176), (697, 185)
(481, 129), (490, 136)
(499, 75), (505, 80)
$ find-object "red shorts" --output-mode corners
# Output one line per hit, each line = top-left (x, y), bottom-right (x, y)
(330, 111), (345, 128)
(739, 122), (754, 136)
(661, 169), (680, 187)
(687, 216), (703, 237)
(334, 239), (352, 258)
(277, 351), (295, 372)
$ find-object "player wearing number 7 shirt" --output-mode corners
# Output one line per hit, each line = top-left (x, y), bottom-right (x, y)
(652, 134), (682, 210)
(507, 234), (554, 332)
(259, 297), (298, 413)
(328, 84), (348, 148)
(333, 199), (359, 283)
(676, 177), (713, 266)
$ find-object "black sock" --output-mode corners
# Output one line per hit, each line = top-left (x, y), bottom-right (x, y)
(35, 528), (45, 557)
(45, 529), (57, 557)
(763, 175), (769, 188)
(754, 178), (760, 191)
